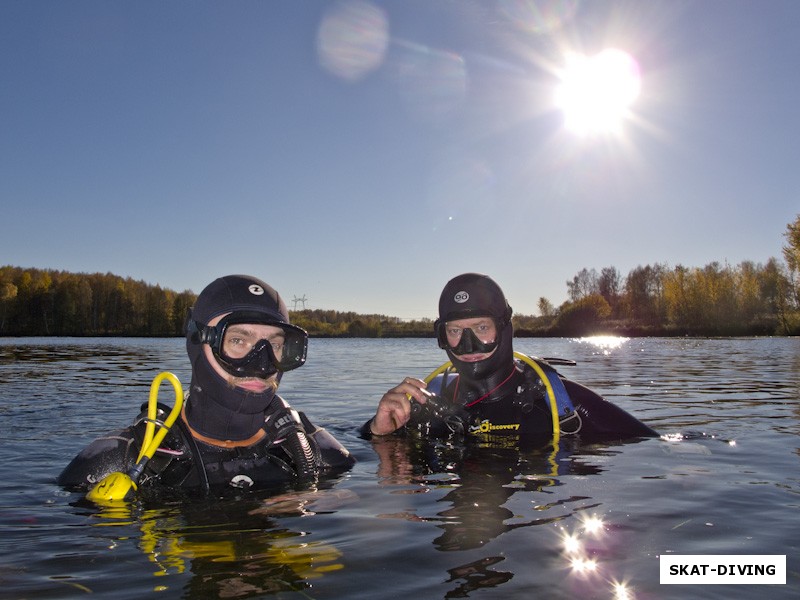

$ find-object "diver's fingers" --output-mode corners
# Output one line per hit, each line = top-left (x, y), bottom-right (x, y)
(370, 378), (433, 435)
(394, 378), (429, 403)
(371, 390), (413, 434)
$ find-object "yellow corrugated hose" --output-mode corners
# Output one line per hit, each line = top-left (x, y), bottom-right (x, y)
(85, 372), (184, 505)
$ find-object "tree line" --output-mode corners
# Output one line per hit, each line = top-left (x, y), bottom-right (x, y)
(0, 267), (195, 337)
(0, 266), (435, 338)
(537, 214), (800, 336)
(2, 216), (799, 337)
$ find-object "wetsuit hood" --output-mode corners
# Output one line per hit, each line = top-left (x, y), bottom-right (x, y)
(435, 273), (516, 404)
(184, 275), (289, 441)
(448, 319), (517, 405)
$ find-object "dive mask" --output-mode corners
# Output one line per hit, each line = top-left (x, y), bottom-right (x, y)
(189, 311), (308, 378)
(435, 318), (501, 356)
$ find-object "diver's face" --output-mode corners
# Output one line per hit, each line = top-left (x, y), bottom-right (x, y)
(203, 313), (282, 393)
(443, 316), (498, 362)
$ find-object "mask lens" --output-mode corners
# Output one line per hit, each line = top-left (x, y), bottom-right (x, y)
(436, 318), (500, 355)
(221, 326), (283, 361)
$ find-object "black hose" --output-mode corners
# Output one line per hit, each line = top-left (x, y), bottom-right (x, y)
(282, 427), (320, 484)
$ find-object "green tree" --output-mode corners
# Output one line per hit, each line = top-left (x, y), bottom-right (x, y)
(622, 264), (667, 326)
(555, 294), (611, 336)
(0, 279), (18, 333)
(598, 266), (622, 316)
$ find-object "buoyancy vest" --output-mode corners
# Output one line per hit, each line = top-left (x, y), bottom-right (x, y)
(58, 396), (354, 498)
(411, 361), (554, 448)
(364, 357), (657, 447)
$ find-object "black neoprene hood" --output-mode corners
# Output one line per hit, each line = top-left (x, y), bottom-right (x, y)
(435, 272), (517, 394)
(183, 274), (293, 442)
(189, 274), (290, 327)
(437, 272), (512, 324)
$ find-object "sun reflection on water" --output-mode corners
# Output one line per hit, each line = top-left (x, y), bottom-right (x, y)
(612, 580), (633, 600)
(576, 336), (630, 355)
(558, 512), (635, 599)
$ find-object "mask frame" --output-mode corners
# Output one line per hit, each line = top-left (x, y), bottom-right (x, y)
(435, 317), (504, 356)
(188, 311), (308, 378)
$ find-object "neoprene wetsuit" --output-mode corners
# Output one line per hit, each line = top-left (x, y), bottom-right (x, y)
(360, 358), (658, 448)
(59, 394), (355, 499)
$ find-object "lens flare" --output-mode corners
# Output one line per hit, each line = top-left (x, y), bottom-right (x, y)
(498, 0), (580, 33)
(390, 42), (468, 121)
(562, 531), (582, 554)
(317, 0), (389, 81)
(612, 580), (633, 600)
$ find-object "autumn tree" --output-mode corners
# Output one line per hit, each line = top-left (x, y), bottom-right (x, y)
(537, 297), (555, 318)
(783, 214), (800, 307)
(566, 268), (598, 301)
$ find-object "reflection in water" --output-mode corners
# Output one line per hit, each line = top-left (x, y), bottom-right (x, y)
(576, 335), (630, 354)
(86, 490), (355, 598)
(369, 434), (640, 597)
(445, 556), (513, 598)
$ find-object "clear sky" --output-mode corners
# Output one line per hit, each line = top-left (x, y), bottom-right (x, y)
(2, 1), (798, 319)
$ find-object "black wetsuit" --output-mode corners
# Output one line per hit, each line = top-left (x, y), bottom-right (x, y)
(59, 395), (355, 498)
(360, 358), (658, 448)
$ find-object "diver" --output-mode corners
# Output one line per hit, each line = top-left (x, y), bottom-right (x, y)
(361, 272), (658, 448)
(59, 274), (355, 499)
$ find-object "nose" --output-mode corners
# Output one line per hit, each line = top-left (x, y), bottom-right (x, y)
(230, 339), (277, 377)
(453, 328), (480, 354)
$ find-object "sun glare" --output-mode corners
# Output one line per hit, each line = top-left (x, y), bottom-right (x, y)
(555, 48), (641, 135)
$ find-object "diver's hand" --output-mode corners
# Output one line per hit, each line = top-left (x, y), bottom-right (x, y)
(369, 377), (429, 435)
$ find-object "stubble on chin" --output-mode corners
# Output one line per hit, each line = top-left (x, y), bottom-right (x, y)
(225, 376), (279, 394)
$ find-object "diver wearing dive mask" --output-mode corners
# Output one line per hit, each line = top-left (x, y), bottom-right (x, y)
(436, 316), (501, 357)
(187, 310), (308, 379)
(433, 274), (515, 385)
(362, 272), (658, 446)
(59, 274), (355, 498)
(183, 276), (311, 441)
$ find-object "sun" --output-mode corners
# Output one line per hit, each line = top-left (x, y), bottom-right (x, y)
(554, 48), (641, 135)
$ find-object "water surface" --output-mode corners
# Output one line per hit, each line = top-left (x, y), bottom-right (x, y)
(1, 337), (798, 599)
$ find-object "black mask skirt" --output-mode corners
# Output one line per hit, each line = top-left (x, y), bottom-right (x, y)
(446, 320), (518, 405)
(184, 342), (278, 442)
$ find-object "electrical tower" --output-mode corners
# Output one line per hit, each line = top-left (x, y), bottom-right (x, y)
(292, 294), (307, 310)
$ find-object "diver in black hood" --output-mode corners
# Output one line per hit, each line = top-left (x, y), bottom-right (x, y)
(183, 274), (309, 445)
(59, 274), (354, 498)
(434, 272), (517, 404)
(361, 273), (657, 447)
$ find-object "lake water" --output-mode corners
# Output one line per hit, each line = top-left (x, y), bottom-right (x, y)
(1, 336), (798, 599)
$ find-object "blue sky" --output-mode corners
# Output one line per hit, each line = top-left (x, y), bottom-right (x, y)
(2, 1), (798, 319)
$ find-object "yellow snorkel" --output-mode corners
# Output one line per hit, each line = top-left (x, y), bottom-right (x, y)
(86, 372), (184, 505)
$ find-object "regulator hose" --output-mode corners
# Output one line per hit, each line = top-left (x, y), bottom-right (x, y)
(266, 407), (320, 484)
(284, 427), (320, 484)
